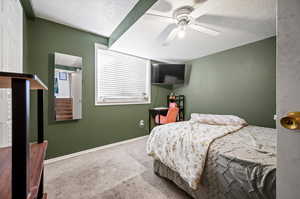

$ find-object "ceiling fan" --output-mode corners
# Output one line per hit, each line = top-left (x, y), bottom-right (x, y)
(146, 5), (220, 46)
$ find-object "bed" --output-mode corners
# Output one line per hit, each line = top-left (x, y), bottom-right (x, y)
(147, 116), (276, 199)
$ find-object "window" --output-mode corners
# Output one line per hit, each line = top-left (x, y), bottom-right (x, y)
(95, 44), (151, 105)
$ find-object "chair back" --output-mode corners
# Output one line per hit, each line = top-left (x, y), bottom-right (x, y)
(166, 106), (179, 123)
(169, 102), (177, 108)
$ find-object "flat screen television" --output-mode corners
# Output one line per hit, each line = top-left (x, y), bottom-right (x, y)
(151, 63), (185, 85)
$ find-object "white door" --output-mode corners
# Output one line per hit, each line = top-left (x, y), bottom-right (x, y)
(277, 0), (300, 198)
(0, 0), (23, 147)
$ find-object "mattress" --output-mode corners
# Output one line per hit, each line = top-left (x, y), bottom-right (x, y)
(153, 125), (276, 199)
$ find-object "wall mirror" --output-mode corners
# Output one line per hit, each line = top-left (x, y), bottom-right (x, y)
(54, 52), (82, 121)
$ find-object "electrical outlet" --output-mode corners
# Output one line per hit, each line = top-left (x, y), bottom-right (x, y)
(139, 120), (145, 128)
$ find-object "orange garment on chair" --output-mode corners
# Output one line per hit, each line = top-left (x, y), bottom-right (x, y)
(155, 103), (179, 124)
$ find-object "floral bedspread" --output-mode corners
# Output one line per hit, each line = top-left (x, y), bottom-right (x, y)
(146, 121), (244, 189)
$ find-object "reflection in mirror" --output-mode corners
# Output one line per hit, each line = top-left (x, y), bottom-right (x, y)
(54, 52), (82, 121)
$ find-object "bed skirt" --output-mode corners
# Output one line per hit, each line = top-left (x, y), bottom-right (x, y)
(154, 160), (209, 199)
(153, 158), (276, 199)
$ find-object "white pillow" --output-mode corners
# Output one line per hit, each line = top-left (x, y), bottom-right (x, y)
(190, 113), (247, 126)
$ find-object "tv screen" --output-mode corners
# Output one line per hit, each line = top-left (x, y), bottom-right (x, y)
(151, 63), (185, 85)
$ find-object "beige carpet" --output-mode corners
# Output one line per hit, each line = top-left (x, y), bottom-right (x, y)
(45, 136), (191, 199)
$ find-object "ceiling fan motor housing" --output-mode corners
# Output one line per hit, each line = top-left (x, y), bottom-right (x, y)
(173, 6), (194, 25)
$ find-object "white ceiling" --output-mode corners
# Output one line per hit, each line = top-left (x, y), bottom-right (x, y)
(31, 0), (139, 37)
(111, 0), (276, 62)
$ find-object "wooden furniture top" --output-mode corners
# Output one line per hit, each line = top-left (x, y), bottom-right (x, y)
(0, 142), (48, 199)
(0, 72), (48, 90)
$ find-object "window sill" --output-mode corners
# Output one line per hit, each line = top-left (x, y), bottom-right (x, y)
(95, 101), (151, 106)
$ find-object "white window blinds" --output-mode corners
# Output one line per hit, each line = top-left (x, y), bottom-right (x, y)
(95, 45), (151, 105)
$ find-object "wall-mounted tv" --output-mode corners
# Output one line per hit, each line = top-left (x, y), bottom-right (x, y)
(151, 63), (185, 85)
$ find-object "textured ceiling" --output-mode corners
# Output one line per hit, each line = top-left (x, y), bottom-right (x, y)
(111, 0), (276, 62)
(31, 0), (139, 37)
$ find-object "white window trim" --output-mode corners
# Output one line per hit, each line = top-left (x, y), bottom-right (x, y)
(94, 43), (151, 106)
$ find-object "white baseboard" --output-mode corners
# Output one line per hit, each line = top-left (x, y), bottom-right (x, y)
(45, 135), (148, 165)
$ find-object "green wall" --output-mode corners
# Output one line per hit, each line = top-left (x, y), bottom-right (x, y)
(25, 18), (171, 159)
(175, 37), (276, 128)
(24, 17), (275, 159)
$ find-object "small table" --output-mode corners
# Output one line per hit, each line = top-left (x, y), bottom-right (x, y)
(148, 107), (169, 133)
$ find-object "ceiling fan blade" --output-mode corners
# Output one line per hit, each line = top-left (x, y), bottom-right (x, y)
(145, 13), (175, 24)
(191, 0), (218, 18)
(162, 26), (180, 46)
(193, 0), (208, 8)
(195, 14), (273, 34)
(150, 0), (173, 13)
(189, 23), (220, 36)
(157, 23), (176, 43)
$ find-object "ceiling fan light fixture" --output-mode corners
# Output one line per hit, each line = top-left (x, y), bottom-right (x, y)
(178, 29), (186, 39)
(151, 4), (219, 46)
